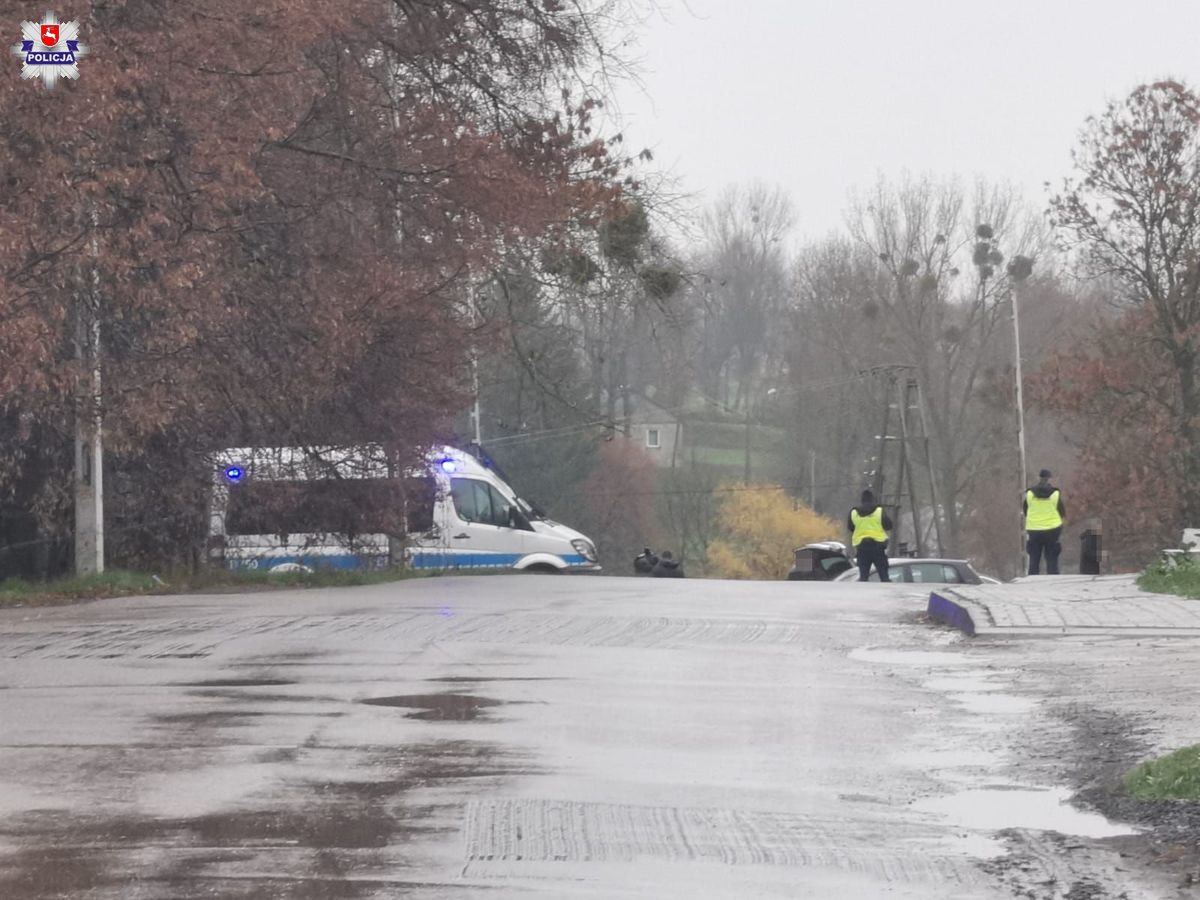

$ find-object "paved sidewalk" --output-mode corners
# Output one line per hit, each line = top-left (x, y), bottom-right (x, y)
(927, 574), (1200, 637)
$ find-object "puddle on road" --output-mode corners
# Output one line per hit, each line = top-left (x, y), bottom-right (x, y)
(181, 678), (297, 688)
(909, 832), (1008, 860)
(0, 740), (523, 900)
(922, 674), (1012, 693)
(427, 676), (557, 683)
(850, 647), (975, 666)
(360, 693), (502, 721)
(914, 786), (1137, 838)
(897, 747), (1003, 770)
(948, 693), (1037, 715)
(155, 711), (270, 728)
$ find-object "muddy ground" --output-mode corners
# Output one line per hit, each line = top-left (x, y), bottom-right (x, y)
(1063, 705), (1200, 895)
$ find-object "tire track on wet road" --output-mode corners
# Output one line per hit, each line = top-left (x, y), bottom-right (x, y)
(463, 797), (988, 886)
(0, 611), (811, 660)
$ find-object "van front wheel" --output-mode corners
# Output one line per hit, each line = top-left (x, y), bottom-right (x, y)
(522, 563), (562, 574)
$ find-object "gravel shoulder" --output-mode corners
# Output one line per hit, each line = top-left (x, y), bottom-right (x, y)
(955, 627), (1200, 898)
(1062, 704), (1200, 895)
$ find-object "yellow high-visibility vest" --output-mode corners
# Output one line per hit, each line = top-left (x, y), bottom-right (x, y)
(1025, 489), (1063, 531)
(851, 507), (887, 545)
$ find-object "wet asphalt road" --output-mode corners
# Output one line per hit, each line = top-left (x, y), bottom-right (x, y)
(0, 576), (1179, 898)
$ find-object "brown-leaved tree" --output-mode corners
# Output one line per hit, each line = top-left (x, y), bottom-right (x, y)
(0, 0), (627, 574)
(1051, 80), (1200, 529)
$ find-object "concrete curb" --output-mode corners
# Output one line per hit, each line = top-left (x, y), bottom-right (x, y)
(927, 591), (976, 637)
(925, 579), (1200, 638)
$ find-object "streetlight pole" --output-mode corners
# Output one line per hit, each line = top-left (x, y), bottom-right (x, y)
(743, 387), (777, 484)
(470, 294), (482, 445)
(809, 449), (816, 508)
(743, 402), (751, 483)
(1007, 256), (1034, 575)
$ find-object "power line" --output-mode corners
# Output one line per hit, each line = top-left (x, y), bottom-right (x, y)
(545, 477), (856, 500)
(484, 419), (611, 445)
(484, 372), (875, 448)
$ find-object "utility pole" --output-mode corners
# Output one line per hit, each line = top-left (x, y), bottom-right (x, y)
(470, 293), (482, 445)
(1007, 255), (1034, 575)
(743, 402), (751, 483)
(743, 387), (776, 483)
(914, 381), (944, 556)
(471, 377), (482, 444)
(809, 449), (816, 508)
(865, 365), (943, 556)
(74, 212), (103, 575)
(1012, 280), (1028, 572)
(895, 379), (923, 557)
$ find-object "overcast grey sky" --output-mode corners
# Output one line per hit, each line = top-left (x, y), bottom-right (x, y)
(613, 0), (1200, 242)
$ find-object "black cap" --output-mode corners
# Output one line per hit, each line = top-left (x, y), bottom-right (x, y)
(861, 489), (874, 504)
(1038, 469), (1052, 479)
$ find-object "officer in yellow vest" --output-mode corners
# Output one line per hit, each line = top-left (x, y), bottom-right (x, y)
(1023, 469), (1066, 575)
(847, 489), (894, 581)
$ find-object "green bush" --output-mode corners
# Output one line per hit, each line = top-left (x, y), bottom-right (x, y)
(1138, 557), (1200, 599)
(1124, 744), (1200, 801)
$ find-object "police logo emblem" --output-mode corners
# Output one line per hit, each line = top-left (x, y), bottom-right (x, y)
(12, 12), (87, 88)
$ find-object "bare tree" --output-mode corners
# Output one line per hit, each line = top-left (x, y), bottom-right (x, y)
(786, 238), (882, 514)
(696, 184), (794, 411)
(846, 176), (1047, 553)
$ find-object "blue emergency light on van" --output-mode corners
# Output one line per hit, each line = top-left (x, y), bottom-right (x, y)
(207, 445), (599, 575)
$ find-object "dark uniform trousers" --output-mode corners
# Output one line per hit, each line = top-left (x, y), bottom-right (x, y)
(856, 539), (891, 582)
(1027, 527), (1062, 575)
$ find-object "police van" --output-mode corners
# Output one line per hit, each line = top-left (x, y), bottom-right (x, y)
(207, 445), (600, 574)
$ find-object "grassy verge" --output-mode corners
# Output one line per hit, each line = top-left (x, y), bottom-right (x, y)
(1125, 744), (1200, 801)
(0, 566), (422, 608)
(1137, 558), (1200, 599)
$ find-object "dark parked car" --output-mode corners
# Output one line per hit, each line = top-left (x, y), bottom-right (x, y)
(787, 542), (855, 581)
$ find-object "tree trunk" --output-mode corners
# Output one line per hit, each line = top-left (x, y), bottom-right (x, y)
(619, 348), (631, 437)
(1176, 346), (1200, 525)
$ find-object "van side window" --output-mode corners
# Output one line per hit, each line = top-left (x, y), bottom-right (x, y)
(451, 478), (516, 527)
(473, 482), (498, 525)
(452, 479), (499, 525)
(451, 479), (481, 523)
(487, 485), (515, 528)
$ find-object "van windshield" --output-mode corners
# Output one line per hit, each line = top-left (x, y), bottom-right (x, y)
(225, 476), (435, 536)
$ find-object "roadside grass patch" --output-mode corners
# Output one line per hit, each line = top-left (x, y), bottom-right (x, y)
(0, 569), (156, 604)
(1124, 744), (1200, 801)
(1137, 558), (1200, 600)
(0, 566), (423, 607)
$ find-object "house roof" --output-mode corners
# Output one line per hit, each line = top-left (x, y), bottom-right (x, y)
(622, 392), (680, 425)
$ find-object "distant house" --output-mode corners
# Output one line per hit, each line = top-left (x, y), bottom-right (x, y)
(623, 394), (683, 468)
